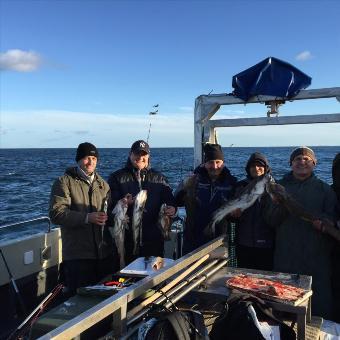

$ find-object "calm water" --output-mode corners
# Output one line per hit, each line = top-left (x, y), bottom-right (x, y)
(0, 147), (338, 239)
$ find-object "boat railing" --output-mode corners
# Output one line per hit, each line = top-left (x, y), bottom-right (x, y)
(36, 236), (226, 340)
(0, 216), (52, 233)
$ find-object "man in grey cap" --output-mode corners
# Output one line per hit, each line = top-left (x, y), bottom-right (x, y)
(108, 140), (176, 265)
(49, 142), (115, 296)
(265, 146), (337, 319)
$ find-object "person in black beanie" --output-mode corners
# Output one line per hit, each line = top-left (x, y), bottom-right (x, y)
(49, 142), (116, 296)
(233, 152), (275, 271)
(175, 143), (237, 254)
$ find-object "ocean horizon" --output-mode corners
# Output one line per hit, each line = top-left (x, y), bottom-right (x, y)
(0, 146), (339, 239)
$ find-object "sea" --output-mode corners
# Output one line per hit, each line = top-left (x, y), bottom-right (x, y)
(0, 146), (339, 241)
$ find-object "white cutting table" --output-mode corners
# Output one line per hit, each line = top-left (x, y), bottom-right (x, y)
(195, 267), (313, 340)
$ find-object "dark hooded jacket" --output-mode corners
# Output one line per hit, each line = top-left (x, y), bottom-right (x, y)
(175, 165), (237, 253)
(49, 167), (113, 261)
(108, 159), (176, 259)
(235, 152), (274, 248)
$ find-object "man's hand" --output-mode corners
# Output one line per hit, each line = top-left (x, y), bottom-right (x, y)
(164, 205), (176, 217)
(88, 212), (108, 226)
(120, 193), (134, 207)
(312, 219), (324, 232)
(229, 208), (242, 218)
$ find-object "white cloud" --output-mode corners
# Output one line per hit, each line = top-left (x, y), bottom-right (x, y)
(295, 51), (313, 61)
(0, 49), (42, 72)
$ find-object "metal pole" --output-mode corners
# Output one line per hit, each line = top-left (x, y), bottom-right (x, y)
(0, 248), (27, 314)
(164, 258), (228, 308)
(127, 258), (221, 326)
(123, 259), (228, 339)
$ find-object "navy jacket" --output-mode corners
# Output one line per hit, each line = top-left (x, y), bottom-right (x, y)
(175, 165), (237, 252)
(108, 160), (175, 257)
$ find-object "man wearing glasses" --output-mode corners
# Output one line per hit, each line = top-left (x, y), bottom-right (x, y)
(265, 146), (337, 320)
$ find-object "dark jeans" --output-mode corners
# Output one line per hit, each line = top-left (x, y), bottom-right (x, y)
(62, 254), (116, 295)
(236, 244), (274, 271)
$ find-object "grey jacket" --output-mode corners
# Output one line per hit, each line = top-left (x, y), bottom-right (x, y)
(264, 172), (337, 319)
(49, 167), (113, 261)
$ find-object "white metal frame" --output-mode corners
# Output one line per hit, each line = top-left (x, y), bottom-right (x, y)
(194, 87), (340, 166)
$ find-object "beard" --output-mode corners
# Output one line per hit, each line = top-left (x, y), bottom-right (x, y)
(207, 168), (222, 179)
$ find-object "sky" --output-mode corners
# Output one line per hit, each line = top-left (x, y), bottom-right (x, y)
(0, 0), (339, 148)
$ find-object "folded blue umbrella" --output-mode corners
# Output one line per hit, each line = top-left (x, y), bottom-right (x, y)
(232, 57), (312, 101)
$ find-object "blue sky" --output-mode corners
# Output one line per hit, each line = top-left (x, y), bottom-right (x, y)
(1, 0), (339, 148)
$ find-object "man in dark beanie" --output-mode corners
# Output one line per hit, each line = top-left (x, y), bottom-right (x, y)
(175, 143), (237, 254)
(108, 140), (176, 266)
(265, 146), (337, 319)
(289, 146), (317, 166)
(49, 142), (116, 296)
(75, 142), (99, 162)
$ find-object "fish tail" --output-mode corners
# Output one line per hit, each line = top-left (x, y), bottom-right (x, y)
(165, 229), (170, 241)
(119, 251), (125, 269)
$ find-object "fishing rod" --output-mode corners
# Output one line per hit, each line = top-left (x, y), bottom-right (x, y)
(7, 283), (64, 340)
(123, 258), (228, 339)
(146, 122), (152, 143)
(146, 104), (159, 143)
(0, 248), (27, 315)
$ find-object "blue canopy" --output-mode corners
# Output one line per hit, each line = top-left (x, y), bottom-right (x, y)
(232, 57), (312, 101)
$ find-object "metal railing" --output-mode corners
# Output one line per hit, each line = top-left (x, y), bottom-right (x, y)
(0, 216), (52, 233)
(37, 236), (226, 340)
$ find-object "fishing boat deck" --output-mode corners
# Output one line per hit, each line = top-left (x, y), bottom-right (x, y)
(30, 255), (319, 340)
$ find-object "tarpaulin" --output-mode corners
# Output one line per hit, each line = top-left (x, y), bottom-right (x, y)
(232, 57), (312, 101)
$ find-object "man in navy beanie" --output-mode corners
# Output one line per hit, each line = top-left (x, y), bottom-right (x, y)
(175, 143), (237, 254)
(49, 142), (116, 296)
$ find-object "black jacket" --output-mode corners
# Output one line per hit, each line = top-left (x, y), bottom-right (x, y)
(235, 152), (274, 248)
(235, 178), (274, 248)
(108, 160), (176, 258)
(175, 165), (237, 252)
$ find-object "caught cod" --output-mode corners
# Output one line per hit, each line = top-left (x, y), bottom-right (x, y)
(207, 173), (274, 237)
(132, 190), (148, 255)
(267, 182), (340, 242)
(110, 200), (128, 269)
(99, 198), (108, 250)
(158, 203), (172, 241)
